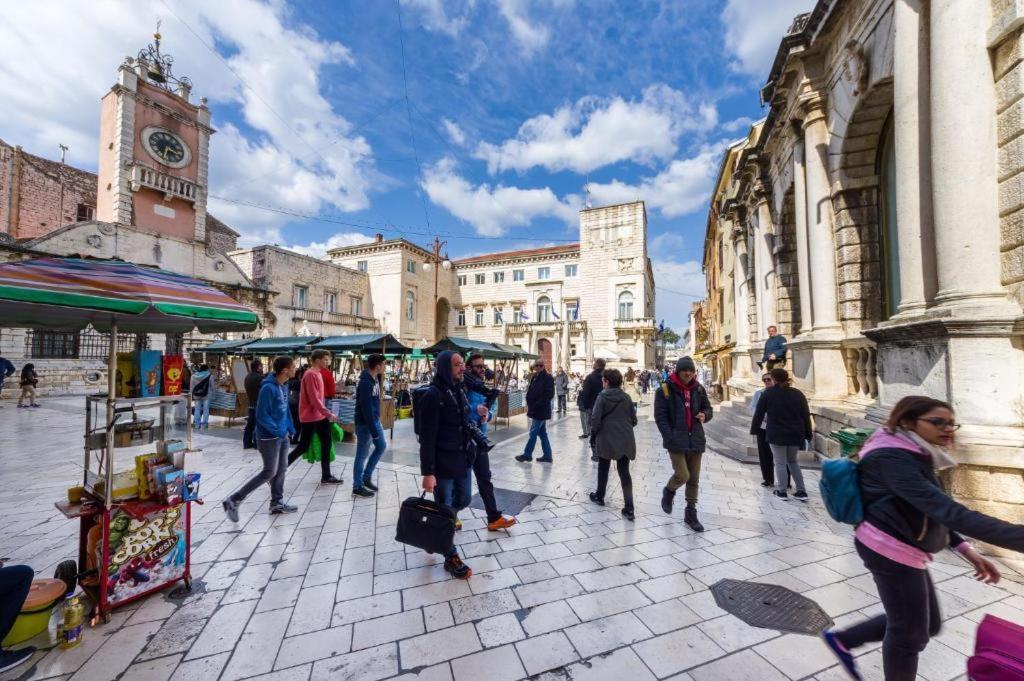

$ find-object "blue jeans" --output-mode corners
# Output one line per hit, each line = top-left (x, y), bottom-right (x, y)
(523, 418), (552, 459)
(193, 398), (210, 427)
(434, 467), (472, 558)
(353, 420), (387, 490)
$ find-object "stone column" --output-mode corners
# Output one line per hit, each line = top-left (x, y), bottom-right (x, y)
(792, 140), (814, 334)
(800, 92), (841, 334)
(928, 0), (1010, 312)
(754, 193), (778, 333)
(731, 220), (752, 378)
(892, 0), (936, 316)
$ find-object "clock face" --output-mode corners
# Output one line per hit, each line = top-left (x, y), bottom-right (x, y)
(140, 127), (192, 169)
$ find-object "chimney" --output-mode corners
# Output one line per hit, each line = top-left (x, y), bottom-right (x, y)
(375, 233), (383, 243)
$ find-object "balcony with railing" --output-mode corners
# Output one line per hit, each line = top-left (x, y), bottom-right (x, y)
(505, 319), (586, 336)
(285, 306), (379, 331)
(613, 316), (656, 335)
(841, 337), (878, 400)
(130, 163), (199, 202)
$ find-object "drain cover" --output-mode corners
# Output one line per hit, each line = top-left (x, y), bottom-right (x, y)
(469, 488), (537, 515)
(710, 579), (834, 635)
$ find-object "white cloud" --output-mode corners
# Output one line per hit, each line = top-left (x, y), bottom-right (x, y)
(0, 0), (378, 243)
(588, 145), (725, 218)
(721, 0), (816, 77)
(401, 0), (474, 37)
(722, 116), (756, 133)
(651, 232), (686, 254)
(652, 258), (706, 331)
(442, 118), (468, 146)
(495, 0), (551, 56)
(421, 158), (579, 236)
(286, 232), (375, 259)
(476, 85), (716, 175)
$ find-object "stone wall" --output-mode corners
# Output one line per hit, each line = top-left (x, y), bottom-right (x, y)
(0, 141), (97, 239)
(833, 184), (883, 324)
(773, 190), (802, 337)
(994, 18), (1024, 307)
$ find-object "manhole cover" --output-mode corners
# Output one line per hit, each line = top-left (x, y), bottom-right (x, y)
(469, 488), (537, 515)
(710, 579), (834, 635)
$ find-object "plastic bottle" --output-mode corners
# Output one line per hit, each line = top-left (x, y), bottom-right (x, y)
(58, 596), (85, 649)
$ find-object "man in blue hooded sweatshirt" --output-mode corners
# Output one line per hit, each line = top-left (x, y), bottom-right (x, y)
(223, 356), (298, 520)
(417, 351), (473, 579)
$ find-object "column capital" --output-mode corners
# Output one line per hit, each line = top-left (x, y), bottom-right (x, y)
(797, 85), (828, 127)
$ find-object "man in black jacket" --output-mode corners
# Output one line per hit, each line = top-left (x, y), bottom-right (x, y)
(242, 359), (264, 449)
(654, 356), (713, 532)
(418, 351), (473, 579)
(578, 358), (606, 438)
(516, 359), (555, 463)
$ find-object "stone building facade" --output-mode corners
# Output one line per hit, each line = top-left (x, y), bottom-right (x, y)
(328, 201), (657, 370)
(705, 0), (1024, 539)
(228, 245), (378, 338)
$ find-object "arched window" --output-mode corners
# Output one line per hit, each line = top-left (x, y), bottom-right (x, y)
(618, 291), (634, 320)
(405, 290), (416, 321)
(878, 117), (900, 318)
(536, 296), (552, 323)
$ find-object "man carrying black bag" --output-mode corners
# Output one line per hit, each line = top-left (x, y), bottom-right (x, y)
(414, 351), (473, 579)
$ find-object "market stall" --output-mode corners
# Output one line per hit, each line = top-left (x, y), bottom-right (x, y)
(0, 257), (259, 624)
(313, 334), (412, 433)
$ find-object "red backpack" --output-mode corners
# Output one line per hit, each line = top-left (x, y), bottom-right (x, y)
(968, 615), (1024, 680)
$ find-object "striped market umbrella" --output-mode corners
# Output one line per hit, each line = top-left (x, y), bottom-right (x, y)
(0, 257), (258, 333)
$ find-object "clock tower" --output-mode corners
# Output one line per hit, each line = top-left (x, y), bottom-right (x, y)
(96, 31), (213, 242)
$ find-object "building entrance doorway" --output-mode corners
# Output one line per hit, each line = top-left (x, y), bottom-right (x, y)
(537, 338), (553, 371)
(435, 298), (450, 342)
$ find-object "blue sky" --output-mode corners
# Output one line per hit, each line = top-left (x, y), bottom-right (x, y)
(0, 0), (813, 331)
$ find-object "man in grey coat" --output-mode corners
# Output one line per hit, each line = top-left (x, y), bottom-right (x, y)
(554, 367), (569, 415)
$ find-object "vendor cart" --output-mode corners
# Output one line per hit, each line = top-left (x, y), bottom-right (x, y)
(0, 257), (259, 623)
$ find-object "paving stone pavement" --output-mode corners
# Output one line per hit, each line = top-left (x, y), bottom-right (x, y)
(1, 395), (1023, 681)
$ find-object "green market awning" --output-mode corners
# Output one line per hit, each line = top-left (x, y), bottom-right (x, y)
(196, 338), (256, 355)
(242, 336), (321, 355)
(492, 342), (540, 360)
(423, 336), (514, 359)
(314, 333), (412, 355)
(0, 257), (258, 334)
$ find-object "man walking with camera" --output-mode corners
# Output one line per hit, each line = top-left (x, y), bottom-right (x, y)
(465, 354), (517, 530)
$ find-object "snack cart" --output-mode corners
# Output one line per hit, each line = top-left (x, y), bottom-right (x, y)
(0, 257), (259, 623)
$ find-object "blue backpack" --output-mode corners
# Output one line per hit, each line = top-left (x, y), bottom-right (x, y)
(819, 457), (864, 524)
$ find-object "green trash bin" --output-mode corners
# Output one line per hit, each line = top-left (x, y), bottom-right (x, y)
(829, 427), (876, 459)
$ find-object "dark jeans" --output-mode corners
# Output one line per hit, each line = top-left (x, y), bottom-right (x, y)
(595, 457), (633, 510)
(434, 468), (472, 559)
(472, 449), (501, 522)
(0, 564), (34, 644)
(288, 419), (334, 479)
(243, 407), (257, 449)
(232, 436), (289, 506)
(353, 420), (386, 490)
(556, 394), (567, 413)
(834, 540), (942, 681)
(756, 429), (791, 487)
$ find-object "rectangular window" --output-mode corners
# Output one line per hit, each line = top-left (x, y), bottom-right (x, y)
(458, 275), (467, 286)
(537, 267), (550, 280)
(493, 308), (503, 325)
(513, 269), (524, 282)
(566, 302), (579, 321)
(474, 309), (484, 326)
(457, 309), (466, 326)
(30, 330), (79, 359)
(564, 264), (578, 277)
(350, 297), (362, 317)
(475, 273), (486, 285)
(293, 285), (308, 309)
(356, 260), (368, 273)
(493, 271), (505, 283)
(406, 259), (416, 274)
(570, 343), (577, 357)
(76, 203), (95, 222)
(324, 292), (337, 313)
(406, 290), (416, 321)
(513, 307), (523, 323)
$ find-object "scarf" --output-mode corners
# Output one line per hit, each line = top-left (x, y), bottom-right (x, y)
(895, 428), (958, 471)
(669, 372), (697, 431)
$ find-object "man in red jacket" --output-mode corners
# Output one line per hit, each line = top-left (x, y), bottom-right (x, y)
(288, 350), (342, 484)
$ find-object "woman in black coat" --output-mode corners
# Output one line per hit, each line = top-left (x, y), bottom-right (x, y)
(750, 368), (811, 501)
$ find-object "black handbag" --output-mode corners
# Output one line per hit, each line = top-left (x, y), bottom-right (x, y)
(395, 493), (457, 555)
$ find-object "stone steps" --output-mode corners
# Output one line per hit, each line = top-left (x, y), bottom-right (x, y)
(706, 398), (821, 469)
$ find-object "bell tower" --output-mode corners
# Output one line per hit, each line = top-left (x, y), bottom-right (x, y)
(97, 29), (213, 242)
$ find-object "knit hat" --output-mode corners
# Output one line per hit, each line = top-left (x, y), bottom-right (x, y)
(676, 356), (696, 373)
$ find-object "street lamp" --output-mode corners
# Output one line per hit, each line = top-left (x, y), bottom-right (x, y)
(421, 236), (451, 308)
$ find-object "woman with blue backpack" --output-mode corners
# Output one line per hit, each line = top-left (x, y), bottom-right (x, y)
(821, 396), (1024, 681)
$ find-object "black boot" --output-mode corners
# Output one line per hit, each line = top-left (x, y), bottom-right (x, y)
(684, 503), (705, 533)
(661, 487), (675, 514)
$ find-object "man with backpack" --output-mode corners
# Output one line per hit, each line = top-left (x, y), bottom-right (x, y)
(654, 356), (713, 532)
(415, 351), (473, 579)
(578, 358), (606, 439)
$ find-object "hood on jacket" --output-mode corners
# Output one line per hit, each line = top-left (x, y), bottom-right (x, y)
(261, 372), (283, 388)
(600, 387), (630, 404)
(191, 369), (211, 381)
(433, 350), (458, 389)
(859, 428), (923, 459)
